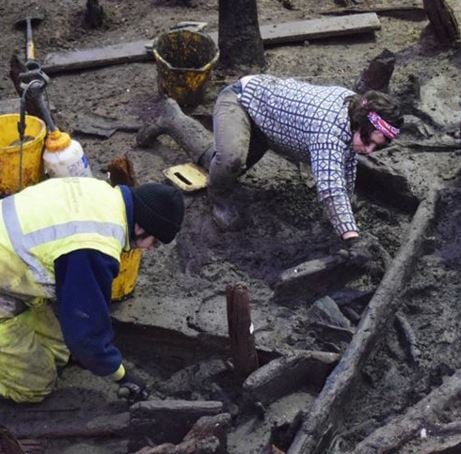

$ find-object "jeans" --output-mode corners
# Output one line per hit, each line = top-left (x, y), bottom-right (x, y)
(208, 84), (269, 195)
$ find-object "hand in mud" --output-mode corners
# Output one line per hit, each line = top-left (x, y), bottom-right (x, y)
(339, 233), (382, 268)
(117, 371), (149, 404)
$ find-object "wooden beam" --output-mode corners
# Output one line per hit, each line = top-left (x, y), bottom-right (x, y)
(320, 5), (426, 17)
(43, 13), (380, 74)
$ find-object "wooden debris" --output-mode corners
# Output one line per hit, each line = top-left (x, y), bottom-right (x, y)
(226, 283), (259, 380)
(0, 426), (26, 454)
(130, 400), (223, 446)
(356, 154), (419, 212)
(134, 413), (231, 454)
(272, 254), (366, 305)
(354, 48), (396, 94)
(136, 96), (213, 165)
(321, 4), (425, 17)
(10, 412), (130, 439)
(243, 351), (339, 405)
(307, 296), (353, 330)
(43, 40), (150, 74)
(354, 368), (461, 453)
(43, 14), (381, 74)
(423, 0), (460, 46)
(394, 313), (420, 366)
(107, 154), (137, 187)
(287, 189), (440, 453)
(84, 0), (105, 28)
(74, 112), (141, 139)
(259, 13), (381, 46)
(275, 255), (346, 290)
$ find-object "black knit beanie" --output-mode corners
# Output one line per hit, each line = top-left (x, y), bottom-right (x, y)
(131, 183), (185, 244)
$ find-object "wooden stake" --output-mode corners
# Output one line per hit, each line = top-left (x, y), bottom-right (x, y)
(226, 283), (259, 380)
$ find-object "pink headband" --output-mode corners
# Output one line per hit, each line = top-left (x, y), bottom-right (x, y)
(367, 111), (400, 139)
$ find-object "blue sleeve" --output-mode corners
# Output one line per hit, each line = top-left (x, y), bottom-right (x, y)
(54, 249), (123, 376)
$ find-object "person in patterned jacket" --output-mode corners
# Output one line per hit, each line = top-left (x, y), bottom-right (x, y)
(204, 74), (403, 244)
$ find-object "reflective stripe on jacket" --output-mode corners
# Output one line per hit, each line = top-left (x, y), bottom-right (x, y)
(0, 178), (128, 317)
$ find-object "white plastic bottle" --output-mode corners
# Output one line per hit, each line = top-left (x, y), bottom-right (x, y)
(43, 129), (93, 178)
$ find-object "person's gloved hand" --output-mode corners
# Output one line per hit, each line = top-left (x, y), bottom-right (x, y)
(338, 233), (380, 267)
(117, 370), (149, 403)
(338, 232), (391, 276)
(344, 236), (373, 267)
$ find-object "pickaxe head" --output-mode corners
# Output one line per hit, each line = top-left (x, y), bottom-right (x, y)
(14, 13), (44, 30)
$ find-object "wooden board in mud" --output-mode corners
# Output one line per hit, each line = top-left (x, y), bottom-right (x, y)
(43, 13), (381, 74)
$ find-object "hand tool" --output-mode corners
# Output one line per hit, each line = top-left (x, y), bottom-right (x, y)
(15, 12), (45, 65)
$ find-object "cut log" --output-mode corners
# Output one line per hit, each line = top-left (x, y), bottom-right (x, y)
(226, 283), (259, 380)
(287, 189), (440, 454)
(43, 14), (381, 74)
(243, 350), (339, 405)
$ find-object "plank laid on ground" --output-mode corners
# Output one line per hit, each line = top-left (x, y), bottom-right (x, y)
(320, 5), (425, 16)
(43, 40), (150, 74)
(43, 13), (381, 74)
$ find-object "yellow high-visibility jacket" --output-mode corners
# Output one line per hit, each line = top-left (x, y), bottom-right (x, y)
(0, 177), (129, 318)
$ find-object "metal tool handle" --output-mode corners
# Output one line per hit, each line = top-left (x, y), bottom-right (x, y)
(26, 19), (35, 61)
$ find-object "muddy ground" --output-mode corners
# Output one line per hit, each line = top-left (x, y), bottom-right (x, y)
(0, 0), (461, 453)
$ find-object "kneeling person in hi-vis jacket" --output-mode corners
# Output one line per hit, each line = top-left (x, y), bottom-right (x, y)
(0, 177), (185, 403)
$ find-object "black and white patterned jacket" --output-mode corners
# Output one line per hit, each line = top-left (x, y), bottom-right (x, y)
(239, 75), (358, 236)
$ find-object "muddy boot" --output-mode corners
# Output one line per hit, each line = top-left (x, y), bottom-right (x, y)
(208, 187), (243, 231)
(197, 145), (215, 171)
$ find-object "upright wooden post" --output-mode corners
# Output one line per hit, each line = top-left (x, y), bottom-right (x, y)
(226, 283), (259, 381)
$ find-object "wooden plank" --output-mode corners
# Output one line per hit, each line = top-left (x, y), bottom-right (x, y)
(43, 13), (380, 74)
(258, 12), (380, 45)
(320, 5), (425, 16)
(43, 40), (151, 74)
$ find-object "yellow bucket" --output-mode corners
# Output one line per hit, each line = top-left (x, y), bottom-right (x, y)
(0, 114), (46, 196)
(111, 248), (142, 302)
(153, 30), (219, 107)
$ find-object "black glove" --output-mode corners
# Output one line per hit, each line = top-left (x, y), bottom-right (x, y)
(345, 235), (372, 266)
(340, 232), (391, 274)
(117, 370), (149, 403)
